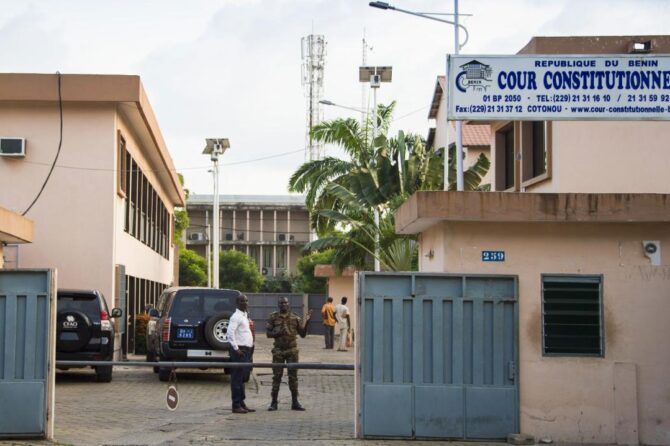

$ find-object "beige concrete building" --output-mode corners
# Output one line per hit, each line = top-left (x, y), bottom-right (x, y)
(314, 265), (356, 331)
(0, 73), (185, 355)
(395, 36), (670, 445)
(0, 206), (33, 268)
(185, 194), (309, 277)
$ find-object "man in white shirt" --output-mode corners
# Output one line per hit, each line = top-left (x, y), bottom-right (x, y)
(227, 294), (255, 414)
(334, 296), (351, 352)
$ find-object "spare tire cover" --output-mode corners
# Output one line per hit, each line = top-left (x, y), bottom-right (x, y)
(204, 311), (233, 350)
(57, 310), (93, 352)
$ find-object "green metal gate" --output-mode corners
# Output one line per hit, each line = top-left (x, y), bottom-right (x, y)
(0, 269), (56, 439)
(358, 272), (518, 439)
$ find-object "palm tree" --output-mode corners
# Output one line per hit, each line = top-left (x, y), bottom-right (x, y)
(288, 103), (489, 271)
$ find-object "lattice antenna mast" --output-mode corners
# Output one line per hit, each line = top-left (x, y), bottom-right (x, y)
(301, 34), (327, 161)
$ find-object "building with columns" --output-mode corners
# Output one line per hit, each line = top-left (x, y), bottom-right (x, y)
(185, 194), (310, 277)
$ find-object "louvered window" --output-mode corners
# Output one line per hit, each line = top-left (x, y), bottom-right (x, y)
(542, 275), (603, 356)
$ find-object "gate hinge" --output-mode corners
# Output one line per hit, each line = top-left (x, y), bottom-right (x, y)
(508, 360), (516, 381)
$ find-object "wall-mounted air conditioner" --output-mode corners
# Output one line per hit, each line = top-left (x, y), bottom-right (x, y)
(189, 232), (205, 241)
(237, 233), (245, 241)
(278, 233), (286, 241)
(0, 137), (26, 157)
(225, 233), (233, 241)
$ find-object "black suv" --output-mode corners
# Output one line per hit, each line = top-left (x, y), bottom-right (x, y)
(56, 289), (122, 382)
(146, 287), (253, 382)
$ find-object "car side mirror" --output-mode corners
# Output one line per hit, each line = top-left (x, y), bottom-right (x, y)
(148, 308), (160, 318)
(110, 308), (123, 318)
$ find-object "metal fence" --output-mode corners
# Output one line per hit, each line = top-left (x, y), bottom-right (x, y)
(246, 293), (327, 336)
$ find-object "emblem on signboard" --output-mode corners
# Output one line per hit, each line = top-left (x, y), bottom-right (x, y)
(455, 60), (493, 92)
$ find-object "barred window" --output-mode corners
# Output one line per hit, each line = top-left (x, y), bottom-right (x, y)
(121, 143), (171, 259)
(542, 275), (603, 356)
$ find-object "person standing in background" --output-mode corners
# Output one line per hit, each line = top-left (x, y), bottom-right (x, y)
(321, 297), (336, 349)
(334, 296), (351, 352)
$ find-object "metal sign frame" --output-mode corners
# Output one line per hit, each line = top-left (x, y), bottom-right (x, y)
(447, 54), (670, 121)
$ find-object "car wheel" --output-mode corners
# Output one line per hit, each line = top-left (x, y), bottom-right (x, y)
(56, 310), (93, 352)
(96, 365), (113, 383)
(204, 311), (233, 350)
(158, 367), (172, 382)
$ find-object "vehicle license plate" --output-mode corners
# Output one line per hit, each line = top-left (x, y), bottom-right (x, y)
(176, 327), (195, 339)
(187, 349), (229, 358)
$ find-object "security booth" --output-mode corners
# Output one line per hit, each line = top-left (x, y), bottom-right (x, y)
(0, 269), (56, 440)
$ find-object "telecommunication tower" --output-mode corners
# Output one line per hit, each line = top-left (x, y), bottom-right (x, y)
(301, 34), (327, 161)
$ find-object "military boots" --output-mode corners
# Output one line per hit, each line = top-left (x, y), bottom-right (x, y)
(268, 390), (278, 411)
(291, 392), (305, 411)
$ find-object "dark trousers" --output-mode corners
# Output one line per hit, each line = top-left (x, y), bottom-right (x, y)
(271, 348), (299, 396)
(230, 347), (251, 408)
(324, 325), (335, 349)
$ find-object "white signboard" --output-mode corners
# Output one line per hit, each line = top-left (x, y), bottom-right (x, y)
(447, 55), (670, 121)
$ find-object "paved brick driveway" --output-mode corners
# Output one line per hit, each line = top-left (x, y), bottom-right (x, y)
(2, 335), (503, 445)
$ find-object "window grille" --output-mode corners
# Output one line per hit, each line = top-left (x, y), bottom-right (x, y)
(542, 275), (603, 356)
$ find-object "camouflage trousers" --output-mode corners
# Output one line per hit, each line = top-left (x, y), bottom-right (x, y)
(271, 347), (299, 396)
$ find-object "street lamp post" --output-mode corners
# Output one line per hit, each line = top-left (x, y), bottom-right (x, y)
(203, 138), (230, 289)
(369, 1), (469, 191)
(359, 66), (392, 272)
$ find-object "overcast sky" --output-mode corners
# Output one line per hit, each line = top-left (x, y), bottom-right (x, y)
(1, 0), (667, 196)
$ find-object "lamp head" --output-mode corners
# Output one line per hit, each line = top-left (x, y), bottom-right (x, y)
(369, 1), (393, 10)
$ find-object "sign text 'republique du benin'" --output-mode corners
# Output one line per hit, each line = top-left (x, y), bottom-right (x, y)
(447, 55), (670, 121)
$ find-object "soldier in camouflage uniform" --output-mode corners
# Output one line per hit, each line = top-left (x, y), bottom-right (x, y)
(266, 296), (312, 411)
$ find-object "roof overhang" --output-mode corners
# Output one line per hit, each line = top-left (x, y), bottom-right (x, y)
(0, 73), (185, 207)
(396, 191), (670, 234)
(0, 207), (33, 244)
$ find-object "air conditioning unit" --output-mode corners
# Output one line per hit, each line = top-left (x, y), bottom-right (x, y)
(289, 235), (295, 242)
(0, 137), (26, 157)
(237, 232), (245, 241)
(278, 233), (286, 241)
(189, 232), (205, 241)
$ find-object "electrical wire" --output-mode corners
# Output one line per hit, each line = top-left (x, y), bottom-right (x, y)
(391, 104), (431, 122)
(22, 72), (64, 216)
(19, 148), (306, 173)
(14, 102), (430, 179)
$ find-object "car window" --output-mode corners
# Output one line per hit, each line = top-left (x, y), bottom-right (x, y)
(172, 290), (236, 320)
(58, 293), (100, 321)
(156, 292), (168, 313)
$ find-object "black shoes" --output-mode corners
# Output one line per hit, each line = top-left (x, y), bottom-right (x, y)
(241, 404), (256, 413)
(291, 400), (306, 411)
(232, 407), (248, 414)
(268, 399), (306, 410)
